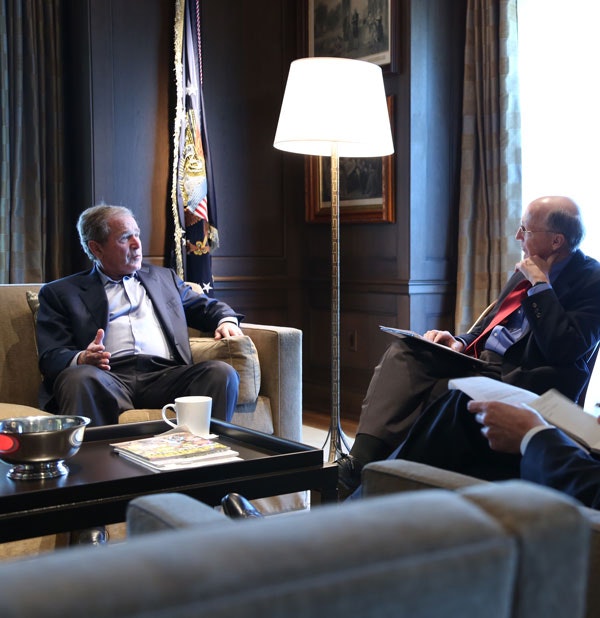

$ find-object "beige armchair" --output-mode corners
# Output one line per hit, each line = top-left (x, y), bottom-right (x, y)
(0, 283), (303, 559)
(0, 283), (302, 440)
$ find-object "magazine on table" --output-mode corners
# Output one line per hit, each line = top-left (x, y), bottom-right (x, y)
(379, 325), (487, 367)
(111, 427), (241, 472)
(449, 376), (600, 453)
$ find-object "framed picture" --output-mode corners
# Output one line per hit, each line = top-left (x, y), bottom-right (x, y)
(306, 96), (395, 224)
(307, 0), (399, 73)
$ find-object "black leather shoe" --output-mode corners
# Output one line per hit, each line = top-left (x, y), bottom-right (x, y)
(221, 493), (265, 519)
(69, 526), (109, 546)
(337, 454), (363, 501)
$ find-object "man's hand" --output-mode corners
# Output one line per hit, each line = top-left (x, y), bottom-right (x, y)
(78, 329), (111, 370)
(422, 330), (464, 352)
(214, 322), (243, 340)
(516, 254), (555, 285)
(467, 400), (549, 453)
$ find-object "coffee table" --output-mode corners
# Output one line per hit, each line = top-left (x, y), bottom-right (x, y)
(0, 419), (338, 543)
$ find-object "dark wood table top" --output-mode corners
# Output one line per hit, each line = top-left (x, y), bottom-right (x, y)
(0, 420), (338, 542)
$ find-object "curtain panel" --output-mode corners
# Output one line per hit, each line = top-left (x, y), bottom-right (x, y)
(0, 0), (65, 283)
(454, 0), (521, 333)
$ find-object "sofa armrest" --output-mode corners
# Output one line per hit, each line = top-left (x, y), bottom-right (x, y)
(362, 459), (600, 618)
(462, 481), (590, 618)
(127, 493), (233, 536)
(240, 323), (302, 443)
(581, 506), (600, 618)
(362, 459), (489, 497)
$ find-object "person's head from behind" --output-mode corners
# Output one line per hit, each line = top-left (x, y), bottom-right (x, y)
(516, 196), (584, 261)
(77, 204), (143, 280)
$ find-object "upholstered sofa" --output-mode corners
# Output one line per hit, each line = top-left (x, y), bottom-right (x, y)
(0, 480), (590, 617)
(0, 283), (302, 440)
(360, 458), (600, 618)
(0, 282), (303, 558)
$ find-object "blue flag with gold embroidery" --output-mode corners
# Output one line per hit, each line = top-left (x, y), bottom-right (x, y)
(172, 0), (218, 296)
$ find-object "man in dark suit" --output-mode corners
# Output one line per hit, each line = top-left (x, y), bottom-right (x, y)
(339, 196), (600, 496)
(36, 204), (244, 426)
(468, 399), (600, 510)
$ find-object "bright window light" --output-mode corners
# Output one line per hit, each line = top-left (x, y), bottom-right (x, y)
(519, 0), (600, 407)
(519, 0), (600, 260)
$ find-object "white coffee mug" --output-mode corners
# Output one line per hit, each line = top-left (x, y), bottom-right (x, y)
(161, 396), (212, 436)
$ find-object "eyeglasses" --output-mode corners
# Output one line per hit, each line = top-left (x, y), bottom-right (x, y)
(517, 225), (557, 236)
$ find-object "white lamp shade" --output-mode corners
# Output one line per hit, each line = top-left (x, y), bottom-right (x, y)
(273, 57), (394, 158)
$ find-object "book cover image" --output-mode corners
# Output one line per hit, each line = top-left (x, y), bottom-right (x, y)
(112, 433), (231, 463)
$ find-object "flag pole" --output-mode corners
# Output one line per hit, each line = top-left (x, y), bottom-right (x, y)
(170, 0), (186, 280)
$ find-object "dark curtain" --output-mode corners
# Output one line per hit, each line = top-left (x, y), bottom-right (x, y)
(0, 0), (65, 283)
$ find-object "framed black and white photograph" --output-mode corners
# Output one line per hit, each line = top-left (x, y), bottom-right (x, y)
(306, 96), (395, 224)
(308, 0), (399, 73)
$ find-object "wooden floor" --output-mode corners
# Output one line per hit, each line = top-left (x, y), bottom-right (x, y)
(302, 410), (358, 437)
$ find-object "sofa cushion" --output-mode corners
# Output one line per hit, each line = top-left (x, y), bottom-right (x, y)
(26, 290), (40, 355)
(25, 290), (39, 321)
(189, 336), (260, 405)
(0, 403), (51, 419)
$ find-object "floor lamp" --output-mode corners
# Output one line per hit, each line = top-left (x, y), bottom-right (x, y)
(273, 57), (394, 463)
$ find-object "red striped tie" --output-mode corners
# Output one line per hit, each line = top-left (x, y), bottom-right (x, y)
(465, 279), (532, 358)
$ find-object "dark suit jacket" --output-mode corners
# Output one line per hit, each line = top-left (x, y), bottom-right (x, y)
(36, 264), (243, 406)
(393, 250), (600, 481)
(522, 427), (600, 510)
(459, 250), (600, 402)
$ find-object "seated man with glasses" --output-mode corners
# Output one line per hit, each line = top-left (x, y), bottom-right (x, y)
(339, 196), (600, 498)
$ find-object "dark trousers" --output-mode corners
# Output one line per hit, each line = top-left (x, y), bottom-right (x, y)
(50, 355), (239, 426)
(347, 387), (521, 502)
(356, 337), (501, 451)
(390, 389), (521, 481)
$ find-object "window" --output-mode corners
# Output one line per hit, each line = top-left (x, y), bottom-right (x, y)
(519, 0), (600, 406)
(519, 0), (600, 258)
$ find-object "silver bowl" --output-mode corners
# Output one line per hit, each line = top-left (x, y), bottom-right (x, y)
(0, 415), (91, 480)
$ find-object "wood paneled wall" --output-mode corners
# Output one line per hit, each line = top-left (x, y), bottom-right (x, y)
(62, 0), (467, 421)
(63, 0), (174, 272)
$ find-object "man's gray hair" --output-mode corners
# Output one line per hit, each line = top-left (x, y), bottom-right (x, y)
(546, 208), (585, 250)
(77, 204), (136, 261)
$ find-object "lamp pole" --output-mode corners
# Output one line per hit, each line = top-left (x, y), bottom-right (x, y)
(325, 143), (351, 463)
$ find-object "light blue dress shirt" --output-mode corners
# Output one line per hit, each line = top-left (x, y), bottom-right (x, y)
(100, 271), (173, 359)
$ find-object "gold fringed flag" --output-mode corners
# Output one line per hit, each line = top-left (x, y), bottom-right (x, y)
(171, 0), (218, 295)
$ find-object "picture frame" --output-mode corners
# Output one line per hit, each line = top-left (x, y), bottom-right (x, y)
(305, 96), (395, 224)
(307, 0), (399, 73)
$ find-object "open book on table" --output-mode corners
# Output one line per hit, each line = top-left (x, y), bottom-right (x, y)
(379, 325), (487, 367)
(449, 376), (600, 453)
